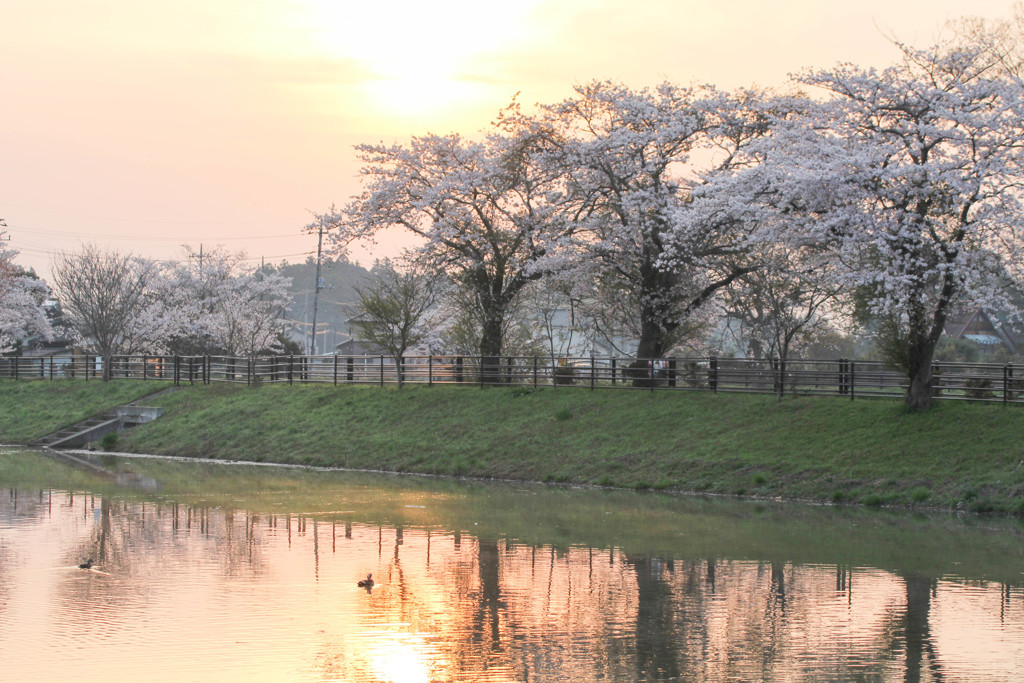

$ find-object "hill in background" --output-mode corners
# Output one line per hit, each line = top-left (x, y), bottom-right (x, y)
(269, 257), (373, 354)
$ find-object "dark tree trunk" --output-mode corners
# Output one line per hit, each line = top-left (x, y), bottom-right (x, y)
(479, 308), (506, 385)
(630, 263), (753, 387)
(905, 356), (937, 411)
(635, 319), (667, 360)
(629, 327), (665, 388)
(903, 302), (949, 412)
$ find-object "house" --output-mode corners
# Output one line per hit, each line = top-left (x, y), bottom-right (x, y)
(943, 308), (1023, 357)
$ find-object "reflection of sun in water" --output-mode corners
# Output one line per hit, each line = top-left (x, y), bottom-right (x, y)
(303, 0), (545, 117)
(364, 631), (439, 683)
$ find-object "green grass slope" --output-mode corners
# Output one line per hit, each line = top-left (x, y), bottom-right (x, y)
(5, 380), (1024, 512)
(0, 380), (172, 443)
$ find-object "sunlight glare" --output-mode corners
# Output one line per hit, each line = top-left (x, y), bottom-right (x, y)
(365, 631), (440, 683)
(304, 0), (545, 116)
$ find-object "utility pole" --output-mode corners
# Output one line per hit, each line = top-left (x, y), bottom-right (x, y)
(309, 218), (324, 356)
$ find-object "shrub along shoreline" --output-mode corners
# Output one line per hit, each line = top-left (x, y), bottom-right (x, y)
(3, 380), (1023, 514)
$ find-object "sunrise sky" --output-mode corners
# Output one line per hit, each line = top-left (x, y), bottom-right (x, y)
(2, 0), (1017, 278)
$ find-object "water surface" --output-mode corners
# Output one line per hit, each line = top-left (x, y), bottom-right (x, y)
(1, 448), (1022, 681)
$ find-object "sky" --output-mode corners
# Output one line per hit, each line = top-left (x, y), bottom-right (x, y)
(2, 0), (1018, 280)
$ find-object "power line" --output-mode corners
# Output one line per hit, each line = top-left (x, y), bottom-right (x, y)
(17, 226), (300, 242)
(4, 222), (300, 243)
(10, 243), (315, 264)
(0, 201), (286, 226)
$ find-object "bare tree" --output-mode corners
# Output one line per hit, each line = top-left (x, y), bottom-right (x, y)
(352, 261), (438, 388)
(721, 240), (845, 362)
(51, 244), (157, 380)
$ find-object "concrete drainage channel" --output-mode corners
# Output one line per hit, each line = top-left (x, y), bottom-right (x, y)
(29, 389), (173, 450)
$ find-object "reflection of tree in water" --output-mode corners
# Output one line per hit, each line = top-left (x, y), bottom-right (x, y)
(14, 491), (272, 653)
(473, 539), (503, 651)
(7, 486), (1023, 682)
(883, 574), (944, 683)
(627, 555), (681, 679)
(758, 560), (788, 676)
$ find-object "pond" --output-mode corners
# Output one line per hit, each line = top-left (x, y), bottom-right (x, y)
(1, 448), (1023, 682)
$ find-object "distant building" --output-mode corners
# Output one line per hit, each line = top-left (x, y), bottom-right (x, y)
(943, 307), (1023, 357)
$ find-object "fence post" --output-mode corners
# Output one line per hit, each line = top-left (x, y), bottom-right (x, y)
(709, 356), (718, 393)
(533, 356), (538, 389)
(380, 355), (385, 387)
(479, 356), (484, 389)
(13, 355), (18, 381)
(650, 359), (655, 392)
(668, 358), (677, 388)
(850, 360), (855, 401)
(591, 354), (596, 390)
(777, 358), (786, 400)
(1004, 363), (1012, 406)
(429, 355), (433, 387)
(85, 355), (89, 381)
(611, 358), (617, 385)
(49, 355), (54, 381)
(456, 356), (463, 383)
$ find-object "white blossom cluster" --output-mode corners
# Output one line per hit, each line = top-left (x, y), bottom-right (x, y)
(315, 35), (1024, 406)
(0, 230), (51, 354)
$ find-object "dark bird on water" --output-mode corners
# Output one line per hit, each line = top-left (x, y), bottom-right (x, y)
(357, 573), (374, 589)
(79, 559), (94, 569)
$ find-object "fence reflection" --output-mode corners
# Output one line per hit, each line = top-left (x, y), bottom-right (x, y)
(3, 486), (1022, 681)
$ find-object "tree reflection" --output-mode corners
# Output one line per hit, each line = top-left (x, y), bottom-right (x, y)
(473, 539), (503, 650)
(3, 483), (1022, 682)
(627, 554), (681, 679)
(896, 574), (943, 683)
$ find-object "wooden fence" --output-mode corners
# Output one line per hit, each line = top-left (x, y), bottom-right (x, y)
(2, 353), (1023, 404)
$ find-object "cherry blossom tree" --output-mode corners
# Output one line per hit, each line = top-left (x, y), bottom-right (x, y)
(216, 268), (293, 356)
(157, 246), (292, 356)
(535, 82), (774, 364)
(319, 124), (571, 380)
(734, 42), (1024, 410)
(0, 228), (51, 354)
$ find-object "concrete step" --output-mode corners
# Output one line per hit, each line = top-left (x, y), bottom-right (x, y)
(30, 405), (164, 449)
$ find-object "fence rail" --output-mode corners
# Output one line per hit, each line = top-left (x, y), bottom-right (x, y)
(2, 353), (1022, 404)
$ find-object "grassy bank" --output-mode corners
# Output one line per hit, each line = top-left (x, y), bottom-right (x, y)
(3, 379), (1024, 513)
(0, 380), (173, 443)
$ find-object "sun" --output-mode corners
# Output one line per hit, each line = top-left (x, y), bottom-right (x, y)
(302, 0), (545, 118)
